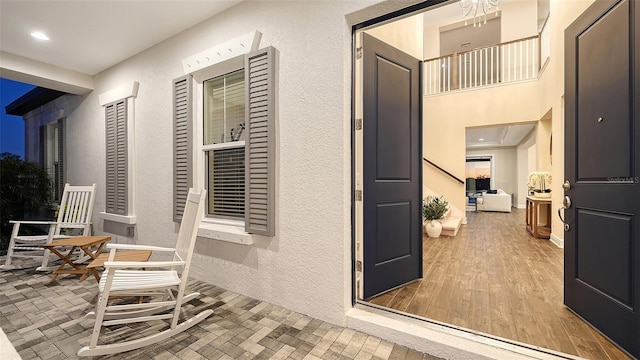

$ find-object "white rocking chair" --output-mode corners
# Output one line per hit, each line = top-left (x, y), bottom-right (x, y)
(78, 189), (211, 357)
(1, 183), (96, 271)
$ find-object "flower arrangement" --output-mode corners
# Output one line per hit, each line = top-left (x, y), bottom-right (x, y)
(422, 195), (449, 221)
(527, 171), (552, 193)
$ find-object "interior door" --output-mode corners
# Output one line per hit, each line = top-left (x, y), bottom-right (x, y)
(564, 0), (640, 357)
(362, 33), (422, 299)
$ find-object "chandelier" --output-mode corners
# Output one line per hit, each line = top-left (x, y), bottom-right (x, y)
(460, 0), (501, 27)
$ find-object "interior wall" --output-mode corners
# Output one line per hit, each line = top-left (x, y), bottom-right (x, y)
(537, 113), (552, 172)
(439, 16), (501, 55)
(423, 80), (544, 220)
(466, 147), (518, 201)
(423, 19), (440, 60)
(516, 130), (536, 207)
(542, 0), (595, 240)
(425, 0), (596, 240)
(365, 13), (424, 60)
(500, 0), (538, 42)
(423, 0), (538, 60)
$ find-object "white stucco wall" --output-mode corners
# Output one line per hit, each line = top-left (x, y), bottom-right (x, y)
(22, 94), (85, 164)
(63, 0), (382, 326)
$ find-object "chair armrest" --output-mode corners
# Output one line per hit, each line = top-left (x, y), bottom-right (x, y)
(106, 243), (176, 252)
(104, 260), (185, 269)
(9, 220), (56, 225)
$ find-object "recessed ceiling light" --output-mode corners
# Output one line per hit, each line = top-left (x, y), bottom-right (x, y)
(30, 31), (50, 41)
(478, 138), (485, 141)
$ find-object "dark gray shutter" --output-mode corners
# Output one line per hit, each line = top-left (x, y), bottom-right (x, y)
(105, 100), (128, 215)
(173, 75), (193, 221)
(245, 47), (277, 236)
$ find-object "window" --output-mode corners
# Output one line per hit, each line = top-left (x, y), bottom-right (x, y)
(465, 156), (493, 192)
(204, 70), (246, 218)
(39, 119), (65, 201)
(173, 47), (277, 237)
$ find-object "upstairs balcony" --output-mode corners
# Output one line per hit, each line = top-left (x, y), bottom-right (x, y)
(424, 16), (550, 96)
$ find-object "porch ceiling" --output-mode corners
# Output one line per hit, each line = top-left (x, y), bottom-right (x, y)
(0, 0), (241, 77)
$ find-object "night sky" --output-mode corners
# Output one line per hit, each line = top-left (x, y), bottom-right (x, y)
(0, 78), (36, 158)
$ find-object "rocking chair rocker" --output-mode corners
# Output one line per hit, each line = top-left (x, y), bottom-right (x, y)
(78, 189), (211, 356)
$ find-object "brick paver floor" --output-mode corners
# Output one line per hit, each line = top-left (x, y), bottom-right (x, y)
(0, 258), (444, 360)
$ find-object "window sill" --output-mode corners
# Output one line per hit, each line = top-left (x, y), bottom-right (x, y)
(198, 220), (254, 245)
(100, 212), (137, 224)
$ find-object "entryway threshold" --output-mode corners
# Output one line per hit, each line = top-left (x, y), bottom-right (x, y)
(347, 302), (585, 360)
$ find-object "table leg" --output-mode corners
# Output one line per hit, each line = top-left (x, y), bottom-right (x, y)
(48, 246), (82, 282)
(78, 243), (107, 282)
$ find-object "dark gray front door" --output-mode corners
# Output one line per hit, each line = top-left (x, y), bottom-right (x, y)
(362, 33), (422, 299)
(565, 0), (640, 357)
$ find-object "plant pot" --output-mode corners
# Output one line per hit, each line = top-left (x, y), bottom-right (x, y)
(534, 190), (552, 198)
(424, 220), (442, 238)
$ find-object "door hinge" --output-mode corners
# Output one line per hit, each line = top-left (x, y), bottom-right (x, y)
(356, 260), (362, 272)
(356, 47), (363, 59)
(355, 118), (362, 130)
(355, 190), (362, 201)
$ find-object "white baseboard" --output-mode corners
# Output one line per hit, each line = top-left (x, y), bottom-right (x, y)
(516, 204), (526, 209)
(550, 233), (564, 248)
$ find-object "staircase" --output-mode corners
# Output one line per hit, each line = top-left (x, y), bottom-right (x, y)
(424, 187), (463, 237)
(441, 213), (463, 237)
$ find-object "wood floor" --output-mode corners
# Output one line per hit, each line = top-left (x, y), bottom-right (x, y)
(368, 208), (631, 360)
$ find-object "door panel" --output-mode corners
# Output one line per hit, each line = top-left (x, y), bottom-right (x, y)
(376, 202), (412, 263)
(565, 0), (640, 357)
(376, 58), (412, 180)
(576, 209), (632, 307)
(576, 1), (631, 179)
(362, 33), (422, 299)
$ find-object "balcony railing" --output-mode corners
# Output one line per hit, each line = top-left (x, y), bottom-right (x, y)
(423, 30), (549, 95)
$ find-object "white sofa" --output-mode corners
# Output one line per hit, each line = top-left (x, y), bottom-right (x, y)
(476, 189), (512, 212)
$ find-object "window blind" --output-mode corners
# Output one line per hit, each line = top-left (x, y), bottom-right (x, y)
(207, 146), (245, 217)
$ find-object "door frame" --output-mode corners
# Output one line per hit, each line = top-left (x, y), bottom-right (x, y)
(349, 0), (633, 358)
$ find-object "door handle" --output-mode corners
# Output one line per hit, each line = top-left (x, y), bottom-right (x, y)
(558, 207), (570, 231)
(562, 196), (571, 209)
(563, 180), (571, 191)
(559, 195), (572, 230)
(558, 207), (565, 224)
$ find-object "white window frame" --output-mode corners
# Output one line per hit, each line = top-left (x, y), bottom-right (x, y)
(191, 56), (254, 244)
(177, 41), (277, 243)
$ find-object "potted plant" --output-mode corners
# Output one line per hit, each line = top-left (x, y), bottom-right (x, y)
(527, 171), (552, 198)
(422, 195), (449, 238)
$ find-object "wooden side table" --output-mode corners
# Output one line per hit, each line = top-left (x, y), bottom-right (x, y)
(86, 250), (152, 281)
(43, 235), (111, 282)
(526, 196), (551, 239)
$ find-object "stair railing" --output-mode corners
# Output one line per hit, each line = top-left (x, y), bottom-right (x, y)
(424, 34), (542, 95)
(423, 158), (464, 185)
